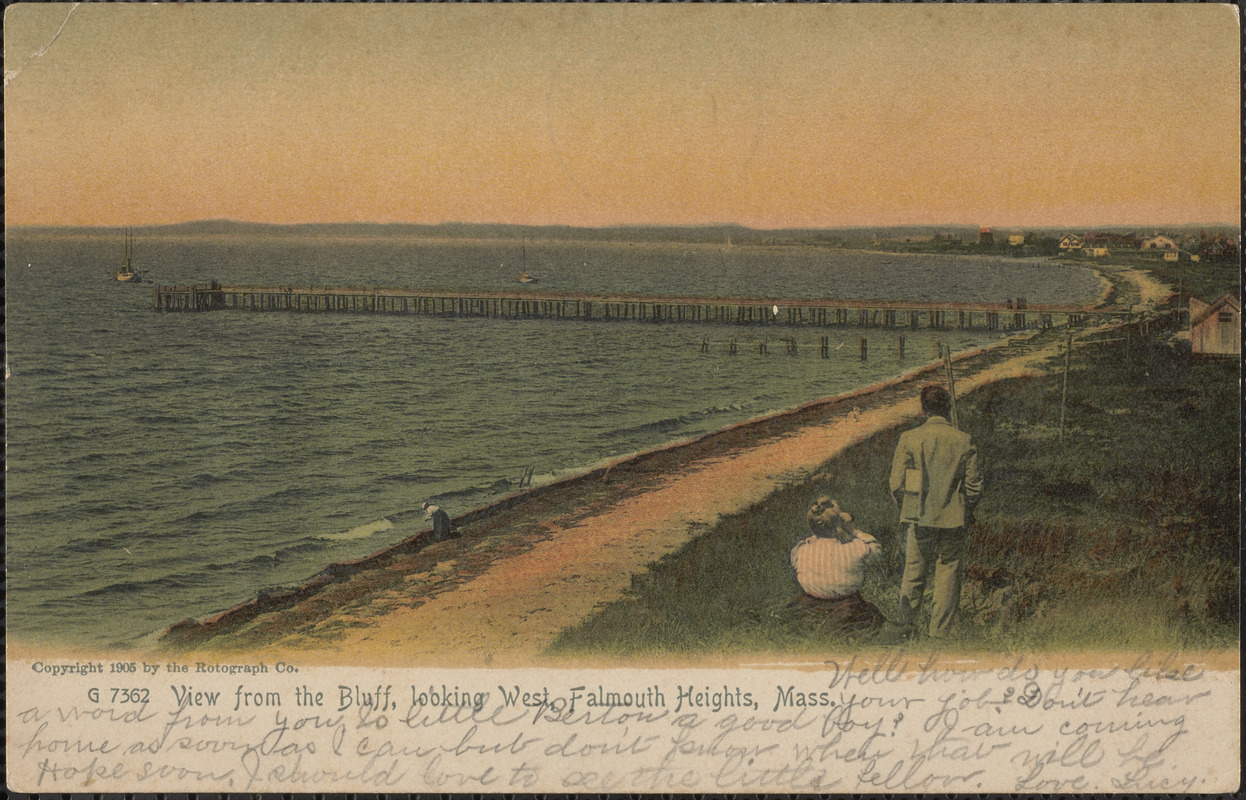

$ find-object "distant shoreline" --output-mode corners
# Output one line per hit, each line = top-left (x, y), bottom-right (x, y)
(9, 220), (1238, 243)
(1, 226), (1177, 313)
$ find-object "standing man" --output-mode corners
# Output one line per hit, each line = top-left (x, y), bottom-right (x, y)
(889, 384), (982, 639)
(421, 501), (454, 542)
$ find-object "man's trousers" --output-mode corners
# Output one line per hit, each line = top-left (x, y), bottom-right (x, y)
(896, 523), (967, 638)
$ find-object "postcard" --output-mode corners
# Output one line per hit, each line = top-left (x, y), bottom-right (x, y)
(5, 3), (1239, 793)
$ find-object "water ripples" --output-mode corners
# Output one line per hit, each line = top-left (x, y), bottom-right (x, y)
(5, 232), (1104, 645)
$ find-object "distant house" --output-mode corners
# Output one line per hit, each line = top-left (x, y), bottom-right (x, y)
(1196, 237), (1239, 261)
(1007, 234), (1025, 247)
(979, 227), (994, 246)
(1059, 234), (1084, 251)
(1141, 235), (1178, 250)
(1163, 250), (1180, 262)
(1190, 293), (1240, 356)
(1082, 232), (1140, 256)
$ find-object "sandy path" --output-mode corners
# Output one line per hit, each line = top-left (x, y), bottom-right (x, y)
(1117, 265), (1172, 306)
(1131, 269), (1171, 305)
(1095, 263), (1173, 307)
(224, 342), (1065, 667)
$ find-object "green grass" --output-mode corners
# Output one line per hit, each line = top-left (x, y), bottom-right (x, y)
(550, 324), (1239, 656)
(1145, 259), (1238, 304)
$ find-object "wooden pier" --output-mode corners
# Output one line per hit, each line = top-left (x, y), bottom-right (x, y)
(153, 282), (1124, 330)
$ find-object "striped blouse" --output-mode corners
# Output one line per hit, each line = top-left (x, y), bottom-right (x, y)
(790, 530), (881, 600)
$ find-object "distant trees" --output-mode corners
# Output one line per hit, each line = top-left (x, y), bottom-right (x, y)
(1027, 235), (1061, 257)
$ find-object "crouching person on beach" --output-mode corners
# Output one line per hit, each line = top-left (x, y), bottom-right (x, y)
(421, 501), (456, 543)
(789, 496), (885, 635)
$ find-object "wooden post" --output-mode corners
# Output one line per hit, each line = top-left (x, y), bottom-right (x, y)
(1058, 331), (1072, 442)
(898, 335), (905, 359)
(943, 344), (959, 429)
(859, 338), (867, 360)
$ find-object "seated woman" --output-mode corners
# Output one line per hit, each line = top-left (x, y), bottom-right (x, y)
(789, 496), (886, 634)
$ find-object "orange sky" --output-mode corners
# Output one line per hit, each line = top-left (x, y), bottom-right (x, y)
(4, 4), (1239, 229)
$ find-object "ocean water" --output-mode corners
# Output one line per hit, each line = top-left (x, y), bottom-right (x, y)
(4, 232), (1105, 647)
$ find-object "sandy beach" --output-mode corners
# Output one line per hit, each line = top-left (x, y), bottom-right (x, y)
(1095, 262), (1174, 307)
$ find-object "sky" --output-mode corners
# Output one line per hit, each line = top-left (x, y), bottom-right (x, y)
(4, 3), (1240, 230)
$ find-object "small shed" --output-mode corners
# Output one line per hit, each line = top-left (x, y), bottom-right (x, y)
(1190, 293), (1240, 356)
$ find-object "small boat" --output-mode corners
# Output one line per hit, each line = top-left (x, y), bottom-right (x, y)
(115, 228), (146, 283)
(514, 236), (537, 283)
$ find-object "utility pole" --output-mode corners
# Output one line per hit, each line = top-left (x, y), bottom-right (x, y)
(943, 344), (959, 429)
(1058, 331), (1073, 442)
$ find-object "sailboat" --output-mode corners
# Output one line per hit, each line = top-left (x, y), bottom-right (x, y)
(115, 228), (145, 283)
(515, 236), (538, 284)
